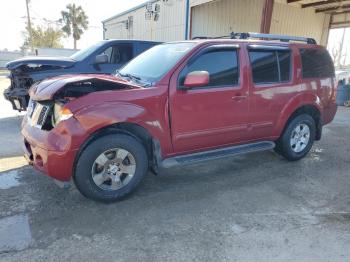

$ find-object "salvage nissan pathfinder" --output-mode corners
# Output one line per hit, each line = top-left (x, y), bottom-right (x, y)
(22, 33), (337, 202)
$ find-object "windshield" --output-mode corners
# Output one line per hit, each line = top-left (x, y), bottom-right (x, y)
(70, 41), (105, 61)
(118, 42), (195, 83)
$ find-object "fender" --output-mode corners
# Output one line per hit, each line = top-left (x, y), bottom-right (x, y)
(68, 100), (173, 156)
(273, 92), (323, 137)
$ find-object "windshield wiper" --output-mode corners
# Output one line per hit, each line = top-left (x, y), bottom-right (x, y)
(121, 73), (141, 81)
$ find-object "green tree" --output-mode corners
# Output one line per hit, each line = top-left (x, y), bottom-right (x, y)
(60, 3), (89, 49)
(23, 24), (64, 48)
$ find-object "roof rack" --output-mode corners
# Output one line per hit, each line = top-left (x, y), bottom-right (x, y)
(192, 32), (317, 45)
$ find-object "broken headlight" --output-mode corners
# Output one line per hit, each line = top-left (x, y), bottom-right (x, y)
(52, 102), (73, 127)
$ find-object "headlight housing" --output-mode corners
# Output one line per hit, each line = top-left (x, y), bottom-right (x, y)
(52, 103), (73, 127)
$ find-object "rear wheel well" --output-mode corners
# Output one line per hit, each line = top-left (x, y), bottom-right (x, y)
(74, 123), (155, 178)
(284, 105), (322, 140)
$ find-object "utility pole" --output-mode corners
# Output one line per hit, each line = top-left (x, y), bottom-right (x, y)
(25, 0), (34, 52)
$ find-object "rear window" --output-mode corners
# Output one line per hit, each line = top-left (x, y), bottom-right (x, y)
(300, 48), (335, 78)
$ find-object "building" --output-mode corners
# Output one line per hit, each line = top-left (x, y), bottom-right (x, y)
(102, 0), (350, 46)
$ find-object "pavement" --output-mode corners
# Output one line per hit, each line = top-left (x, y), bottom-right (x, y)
(0, 78), (350, 262)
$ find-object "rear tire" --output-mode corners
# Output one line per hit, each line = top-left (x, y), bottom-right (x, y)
(74, 134), (148, 202)
(275, 114), (316, 161)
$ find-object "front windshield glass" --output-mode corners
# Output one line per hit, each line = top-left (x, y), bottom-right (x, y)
(118, 42), (196, 83)
(70, 41), (105, 61)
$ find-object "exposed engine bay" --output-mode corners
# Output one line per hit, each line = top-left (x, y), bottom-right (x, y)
(4, 63), (72, 111)
(27, 77), (133, 131)
(4, 72), (34, 111)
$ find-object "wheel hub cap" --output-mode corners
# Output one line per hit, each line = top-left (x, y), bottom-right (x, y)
(91, 148), (136, 191)
(290, 123), (310, 153)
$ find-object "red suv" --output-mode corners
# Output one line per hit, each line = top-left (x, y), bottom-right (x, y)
(22, 33), (337, 202)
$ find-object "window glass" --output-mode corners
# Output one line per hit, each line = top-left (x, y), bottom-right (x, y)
(249, 51), (279, 83)
(249, 50), (291, 84)
(179, 49), (239, 88)
(99, 44), (133, 64)
(119, 42), (195, 82)
(99, 47), (113, 63)
(114, 44), (133, 64)
(278, 51), (291, 82)
(70, 41), (105, 61)
(300, 49), (335, 78)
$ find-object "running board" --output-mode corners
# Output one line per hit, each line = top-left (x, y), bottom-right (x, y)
(161, 141), (275, 168)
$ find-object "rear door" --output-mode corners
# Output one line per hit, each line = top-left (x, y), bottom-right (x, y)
(169, 44), (250, 153)
(247, 45), (294, 140)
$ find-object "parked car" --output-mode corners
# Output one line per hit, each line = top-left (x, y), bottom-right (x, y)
(22, 33), (337, 202)
(4, 40), (160, 111)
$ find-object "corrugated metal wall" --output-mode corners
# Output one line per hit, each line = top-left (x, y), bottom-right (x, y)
(191, 0), (329, 45)
(191, 0), (264, 38)
(271, 2), (328, 44)
(104, 0), (186, 41)
(103, 0), (330, 45)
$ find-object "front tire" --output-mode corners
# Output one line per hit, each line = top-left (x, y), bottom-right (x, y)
(74, 134), (148, 202)
(275, 114), (316, 161)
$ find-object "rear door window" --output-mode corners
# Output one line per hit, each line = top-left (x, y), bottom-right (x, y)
(179, 48), (239, 88)
(300, 49), (335, 78)
(249, 49), (291, 84)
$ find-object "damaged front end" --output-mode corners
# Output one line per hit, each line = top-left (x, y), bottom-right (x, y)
(26, 99), (72, 131)
(4, 57), (75, 111)
(26, 75), (135, 131)
(4, 71), (34, 111)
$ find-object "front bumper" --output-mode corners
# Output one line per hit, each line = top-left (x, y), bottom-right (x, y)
(21, 116), (85, 182)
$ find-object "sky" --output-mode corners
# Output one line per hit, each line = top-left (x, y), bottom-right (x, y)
(0, 0), (348, 59)
(328, 28), (350, 66)
(0, 0), (147, 51)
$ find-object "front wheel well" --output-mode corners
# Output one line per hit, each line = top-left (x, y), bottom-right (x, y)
(283, 105), (322, 140)
(73, 123), (155, 178)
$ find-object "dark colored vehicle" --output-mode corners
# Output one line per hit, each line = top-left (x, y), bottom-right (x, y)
(4, 40), (160, 111)
(21, 33), (337, 202)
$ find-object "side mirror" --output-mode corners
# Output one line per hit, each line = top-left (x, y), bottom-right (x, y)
(183, 71), (210, 88)
(94, 54), (109, 64)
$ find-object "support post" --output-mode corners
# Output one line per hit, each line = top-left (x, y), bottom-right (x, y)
(185, 0), (190, 40)
(260, 0), (275, 34)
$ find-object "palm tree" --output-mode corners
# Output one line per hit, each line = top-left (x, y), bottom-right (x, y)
(60, 3), (89, 49)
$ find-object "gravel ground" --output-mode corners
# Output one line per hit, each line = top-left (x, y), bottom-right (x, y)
(0, 79), (350, 262)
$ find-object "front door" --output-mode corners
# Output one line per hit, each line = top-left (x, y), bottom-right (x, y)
(169, 44), (250, 153)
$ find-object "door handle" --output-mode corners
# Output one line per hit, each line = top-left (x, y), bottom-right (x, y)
(232, 95), (247, 101)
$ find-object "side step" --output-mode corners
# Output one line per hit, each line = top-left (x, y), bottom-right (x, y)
(161, 141), (275, 168)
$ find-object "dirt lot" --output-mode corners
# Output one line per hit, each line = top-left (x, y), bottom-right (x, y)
(0, 78), (350, 262)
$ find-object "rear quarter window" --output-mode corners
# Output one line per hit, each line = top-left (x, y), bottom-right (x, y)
(300, 48), (335, 78)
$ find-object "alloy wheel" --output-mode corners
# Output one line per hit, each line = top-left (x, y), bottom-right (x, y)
(290, 123), (310, 153)
(91, 148), (136, 191)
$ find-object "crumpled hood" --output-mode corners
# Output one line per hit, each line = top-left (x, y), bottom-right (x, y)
(6, 56), (75, 70)
(29, 74), (139, 101)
